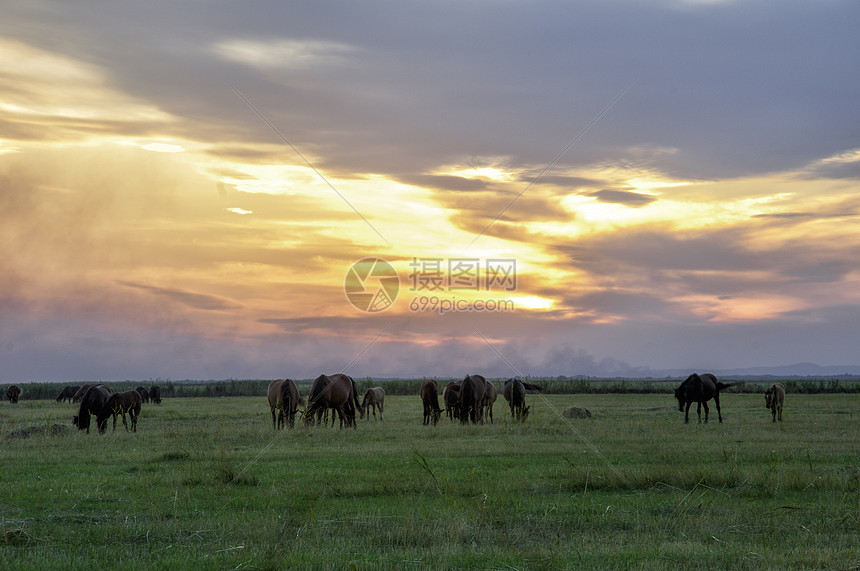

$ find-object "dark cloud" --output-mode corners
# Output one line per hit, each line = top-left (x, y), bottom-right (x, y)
(587, 189), (656, 207)
(117, 281), (241, 311)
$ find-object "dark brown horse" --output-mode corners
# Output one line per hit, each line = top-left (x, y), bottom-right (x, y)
(361, 387), (385, 420)
(73, 385), (113, 433)
(72, 384), (93, 403)
(420, 379), (442, 425)
(305, 374), (363, 429)
(674, 373), (737, 424)
(443, 381), (461, 421)
(56, 385), (80, 403)
(97, 390), (142, 432)
(503, 378), (528, 420)
(149, 385), (161, 404)
(459, 374), (487, 424)
(267, 379), (303, 429)
(135, 386), (150, 404)
(6, 385), (21, 403)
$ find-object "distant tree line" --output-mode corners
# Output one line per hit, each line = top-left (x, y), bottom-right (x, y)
(5, 377), (860, 401)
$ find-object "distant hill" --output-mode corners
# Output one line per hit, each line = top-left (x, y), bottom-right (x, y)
(656, 362), (860, 379)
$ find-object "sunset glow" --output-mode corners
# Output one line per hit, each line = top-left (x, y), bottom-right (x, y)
(2, 1), (859, 381)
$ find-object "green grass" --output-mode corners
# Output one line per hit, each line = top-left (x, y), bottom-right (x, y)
(1, 392), (858, 569)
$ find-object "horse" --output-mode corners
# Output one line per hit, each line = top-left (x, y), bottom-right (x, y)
(305, 374), (363, 429)
(73, 385), (113, 433)
(135, 386), (150, 404)
(149, 385), (161, 404)
(483, 380), (498, 424)
(674, 373), (737, 424)
(72, 384), (93, 403)
(97, 390), (142, 433)
(459, 374), (487, 425)
(443, 381), (461, 420)
(765, 383), (785, 422)
(56, 385), (80, 404)
(267, 379), (303, 429)
(419, 379), (442, 426)
(503, 378), (528, 420)
(6, 385), (21, 403)
(361, 387), (385, 420)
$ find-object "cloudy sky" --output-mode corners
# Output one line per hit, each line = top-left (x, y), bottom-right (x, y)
(2, 0), (859, 382)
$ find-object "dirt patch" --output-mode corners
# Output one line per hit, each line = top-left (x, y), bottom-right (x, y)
(562, 407), (592, 419)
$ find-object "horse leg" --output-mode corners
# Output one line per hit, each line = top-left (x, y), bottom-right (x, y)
(684, 402), (692, 423)
(379, 402), (384, 421)
(271, 407), (277, 430)
(714, 394), (722, 423)
(122, 410), (129, 431)
(702, 401), (710, 424)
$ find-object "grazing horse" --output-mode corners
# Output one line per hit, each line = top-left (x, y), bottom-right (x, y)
(97, 390), (142, 433)
(443, 381), (461, 421)
(149, 385), (161, 404)
(305, 374), (363, 429)
(765, 383), (785, 423)
(72, 384), (93, 403)
(56, 385), (80, 404)
(483, 380), (498, 424)
(267, 379), (303, 429)
(135, 386), (150, 404)
(459, 374), (487, 425)
(6, 385), (21, 403)
(73, 385), (113, 433)
(420, 379), (442, 425)
(503, 378), (528, 420)
(674, 373), (737, 424)
(361, 387), (385, 420)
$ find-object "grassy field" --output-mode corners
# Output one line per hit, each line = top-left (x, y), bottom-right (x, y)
(1, 390), (858, 569)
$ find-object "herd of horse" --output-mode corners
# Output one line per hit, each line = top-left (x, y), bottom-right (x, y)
(264, 373), (545, 430)
(60, 384), (161, 433)
(9, 373), (788, 433)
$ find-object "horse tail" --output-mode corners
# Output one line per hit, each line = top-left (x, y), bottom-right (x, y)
(716, 381), (741, 391)
(350, 377), (364, 417)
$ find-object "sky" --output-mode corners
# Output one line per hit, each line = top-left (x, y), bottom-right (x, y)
(2, 0), (860, 382)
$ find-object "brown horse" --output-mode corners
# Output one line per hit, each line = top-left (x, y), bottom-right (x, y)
(73, 385), (113, 433)
(361, 387), (385, 420)
(443, 381), (461, 421)
(765, 383), (785, 422)
(459, 374), (487, 425)
(149, 386), (161, 404)
(267, 379), (303, 429)
(136, 386), (150, 404)
(305, 374), (363, 429)
(674, 373), (737, 424)
(503, 378), (528, 420)
(56, 385), (80, 403)
(420, 379), (442, 426)
(6, 385), (21, 403)
(483, 380), (498, 424)
(97, 390), (142, 433)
